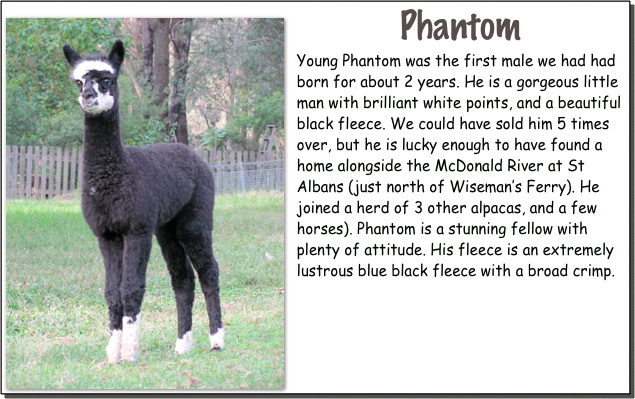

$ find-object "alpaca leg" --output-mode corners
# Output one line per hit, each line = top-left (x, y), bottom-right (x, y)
(156, 223), (195, 354)
(179, 230), (224, 351)
(98, 235), (124, 363)
(119, 233), (152, 362)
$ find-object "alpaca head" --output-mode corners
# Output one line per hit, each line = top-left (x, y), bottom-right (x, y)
(63, 40), (125, 115)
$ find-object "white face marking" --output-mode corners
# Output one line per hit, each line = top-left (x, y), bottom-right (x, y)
(209, 327), (225, 351)
(106, 329), (122, 364)
(90, 89), (115, 114)
(121, 313), (141, 362)
(175, 330), (193, 354)
(76, 76), (115, 114)
(72, 60), (114, 80)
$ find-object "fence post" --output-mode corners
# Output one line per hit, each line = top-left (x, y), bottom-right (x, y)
(55, 147), (62, 197)
(48, 147), (55, 199)
(78, 148), (84, 190)
(232, 151), (237, 192)
(19, 146), (26, 199)
(5, 146), (11, 199)
(33, 146), (40, 199)
(203, 149), (209, 166)
(41, 146), (48, 198)
(12, 146), (18, 199)
(216, 150), (222, 192)
(62, 147), (70, 195)
(249, 151), (256, 189)
(278, 152), (282, 191)
(26, 146), (33, 199)
(70, 148), (77, 192)
(222, 151), (228, 193)
(238, 158), (245, 193)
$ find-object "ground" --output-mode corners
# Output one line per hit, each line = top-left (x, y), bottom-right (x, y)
(5, 192), (284, 389)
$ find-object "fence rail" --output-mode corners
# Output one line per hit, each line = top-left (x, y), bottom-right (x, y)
(212, 159), (284, 195)
(5, 145), (284, 200)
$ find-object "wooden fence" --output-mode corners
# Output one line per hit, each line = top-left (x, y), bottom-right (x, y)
(202, 149), (284, 195)
(5, 145), (283, 200)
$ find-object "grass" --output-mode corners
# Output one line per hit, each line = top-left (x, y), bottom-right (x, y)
(5, 192), (284, 390)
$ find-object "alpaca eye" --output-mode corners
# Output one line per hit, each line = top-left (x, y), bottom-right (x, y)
(76, 80), (82, 88)
(102, 78), (111, 86)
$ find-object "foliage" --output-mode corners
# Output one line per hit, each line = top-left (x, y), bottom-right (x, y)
(6, 19), (126, 116)
(5, 18), (284, 151)
(241, 18), (285, 96)
(34, 110), (85, 148)
(5, 18), (165, 148)
(6, 82), (41, 146)
(187, 18), (284, 151)
(117, 76), (169, 146)
(122, 119), (168, 147)
(199, 128), (228, 151)
(227, 91), (284, 150)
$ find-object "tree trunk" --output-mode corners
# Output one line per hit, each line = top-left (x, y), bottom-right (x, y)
(141, 18), (154, 85)
(153, 18), (170, 138)
(168, 18), (193, 145)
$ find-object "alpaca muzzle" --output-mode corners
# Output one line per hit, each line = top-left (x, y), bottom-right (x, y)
(82, 86), (96, 102)
(79, 86), (101, 112)
(79, 96), (99, 112)
(82, 97), (97, 107)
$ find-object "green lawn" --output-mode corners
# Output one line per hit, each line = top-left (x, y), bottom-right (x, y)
(5, 192), (284, 390)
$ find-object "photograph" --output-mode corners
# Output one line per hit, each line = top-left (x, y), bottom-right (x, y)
(5, 17), (284, 390)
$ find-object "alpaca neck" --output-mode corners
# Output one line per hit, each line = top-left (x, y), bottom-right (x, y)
(83, 107), (126, 175)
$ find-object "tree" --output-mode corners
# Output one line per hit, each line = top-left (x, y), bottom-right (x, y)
(152, 19), (171, 138)
(186, 18), (284, 151)
(168, 18), (194, 145)
(6, 18), (284, 151)
(6, 19), (122, 116)
(141, 18), (154, 84)
(6, 19), (121, 146)
(6, 18), (166, 147)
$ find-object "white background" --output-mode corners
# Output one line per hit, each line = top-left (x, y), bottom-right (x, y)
(3, 3), (630, 393)
(286, 2), (630, 394)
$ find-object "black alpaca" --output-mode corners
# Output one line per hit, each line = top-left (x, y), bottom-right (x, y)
(63, 40), (224, 363)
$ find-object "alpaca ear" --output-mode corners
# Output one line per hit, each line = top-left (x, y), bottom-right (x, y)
(63, 44), (83, 67)
(108, 40), (125, 72)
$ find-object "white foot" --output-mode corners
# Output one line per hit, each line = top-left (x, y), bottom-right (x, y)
(209, 327), (225, 351)
(121, 313), (141, 362)
(175, 330), (193, 354)
(106, 329), (122, 364)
